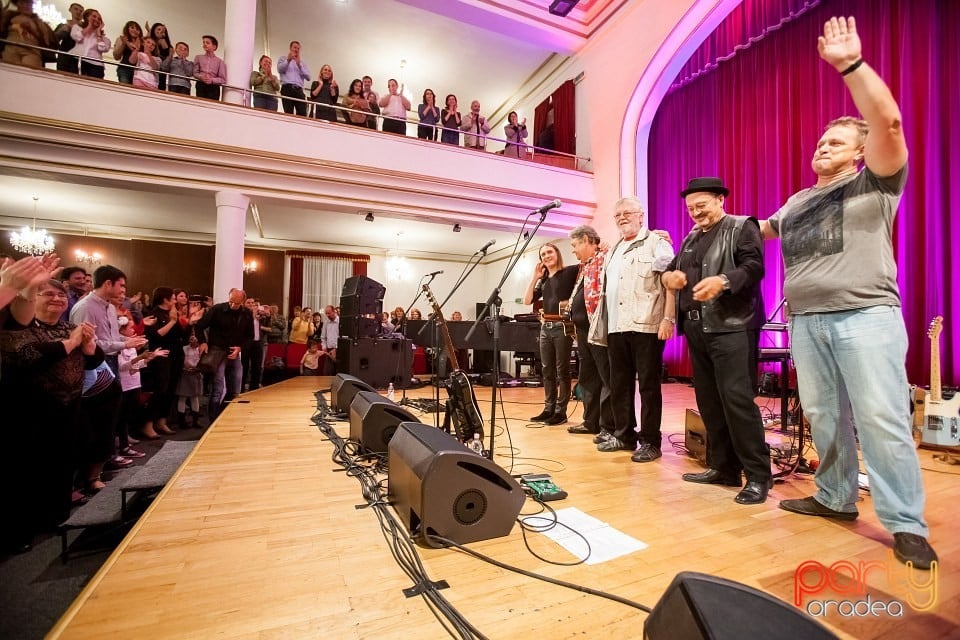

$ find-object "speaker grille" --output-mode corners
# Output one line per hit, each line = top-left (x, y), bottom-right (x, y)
(453, 489), (487, 525)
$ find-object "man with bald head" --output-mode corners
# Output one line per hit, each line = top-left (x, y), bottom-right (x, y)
(196, 288), (254, 419)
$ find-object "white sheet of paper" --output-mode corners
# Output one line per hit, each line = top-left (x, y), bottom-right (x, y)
(521, 507), (648, 565)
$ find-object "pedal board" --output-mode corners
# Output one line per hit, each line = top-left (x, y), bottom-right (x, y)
(520, 474), (568, 502)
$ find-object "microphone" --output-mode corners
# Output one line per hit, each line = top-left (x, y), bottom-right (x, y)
(535, 199), (562, 215)
(477, 239), (496, 254)
(426, 270), (443, 277)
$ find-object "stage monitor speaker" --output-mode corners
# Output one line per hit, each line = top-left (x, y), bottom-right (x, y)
(388, 421), (525, 547)
(685, 408), (708, 467)
(337, 337), (413, 389)
(331, 373), (376, 413)
(348, 391), (418, 453)
(644, 571), (837, 640)
(339, 315), (380, 339)
(340, 275), (385, 317)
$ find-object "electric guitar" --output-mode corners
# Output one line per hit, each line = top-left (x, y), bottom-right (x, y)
(422, 285), (484, 444)
(919, 316), (960, 450)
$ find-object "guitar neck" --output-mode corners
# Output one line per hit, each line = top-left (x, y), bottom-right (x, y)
(931, 334), (942, 402)
(423, 285), (459, 371)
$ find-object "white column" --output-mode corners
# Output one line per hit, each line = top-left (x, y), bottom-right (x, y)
(214, 190), (249, 302)
(222, 0), (257, 106)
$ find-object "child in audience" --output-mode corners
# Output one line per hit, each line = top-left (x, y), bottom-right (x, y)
(131, 35), (160, 89)
(176, 334), (204, 427)
(161, 41), (193, 95)
(193, 34), (226, 100)
(118, 317), (167, 442)
(300, 341), (321, 375)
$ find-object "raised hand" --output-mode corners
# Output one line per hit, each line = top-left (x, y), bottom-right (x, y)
(818, 16), (862, 70)
(0, 255), (48, 291)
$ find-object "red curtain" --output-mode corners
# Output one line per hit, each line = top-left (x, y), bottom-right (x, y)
(551, 80), (576, 156)
(533, 98), (551, 152)
(647, 0), (959, 384)
(287, 256), (303, 317)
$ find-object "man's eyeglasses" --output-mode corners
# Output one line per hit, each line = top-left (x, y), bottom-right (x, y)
(39, 291), (68, 299)
(614, 210), (643, 219)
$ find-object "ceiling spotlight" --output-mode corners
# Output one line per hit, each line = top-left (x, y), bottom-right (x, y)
(364, 212), (374, 222)
(452, 224), (462, 232)
(548, 0), (580, 17)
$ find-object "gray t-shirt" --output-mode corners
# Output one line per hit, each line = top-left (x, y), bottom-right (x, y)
(767, 165), (907, 314)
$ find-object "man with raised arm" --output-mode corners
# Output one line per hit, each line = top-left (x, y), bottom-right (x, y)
(760, 17), (936, 568)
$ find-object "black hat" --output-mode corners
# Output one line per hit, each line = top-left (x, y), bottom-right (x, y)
(681, 177), (729, 198)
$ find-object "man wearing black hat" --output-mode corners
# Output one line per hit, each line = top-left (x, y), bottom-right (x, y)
(662, 177), (771, 504)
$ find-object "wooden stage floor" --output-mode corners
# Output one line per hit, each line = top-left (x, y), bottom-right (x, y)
(48, 377), (959, 639)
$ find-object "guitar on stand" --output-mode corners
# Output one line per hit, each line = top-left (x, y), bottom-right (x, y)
(917, 316), (960, 451)
(422, 284), (485, 446)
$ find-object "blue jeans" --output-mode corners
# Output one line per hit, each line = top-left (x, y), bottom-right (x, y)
(209, 352), (243, 420)
(789, 306), (927, 536)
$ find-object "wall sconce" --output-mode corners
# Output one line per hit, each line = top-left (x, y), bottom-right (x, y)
(74, 249), (103, 266)
(243, 260), (258, 274)
(452, 224), (462, 232)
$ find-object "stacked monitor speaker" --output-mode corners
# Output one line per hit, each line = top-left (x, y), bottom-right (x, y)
(336, 337), (413, 389)
(330, 373), (376, 413)
(388, 421), (525, 547)
(340, 275), (386, 339)
(644, 572), (837, 640)
(349, 391), (418, 454)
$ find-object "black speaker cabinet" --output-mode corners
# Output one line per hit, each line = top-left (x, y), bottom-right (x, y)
(337, 337), (413, 389)
(331, 373), (376, 413)
(388, 421), (525, 547)
(685, 408), (708, 467)
(348, 391), (418, 454)
(645, 572), (837, 640)
(339, 275), (385, 317)
(339, 315), (380, 339)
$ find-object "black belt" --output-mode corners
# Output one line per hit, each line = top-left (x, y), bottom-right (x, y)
(684, 309), (702, 321)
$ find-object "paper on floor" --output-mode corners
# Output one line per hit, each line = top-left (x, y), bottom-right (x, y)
(521, 506), (648, 565)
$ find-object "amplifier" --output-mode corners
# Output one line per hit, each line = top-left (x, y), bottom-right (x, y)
(685, 408), (708, 467)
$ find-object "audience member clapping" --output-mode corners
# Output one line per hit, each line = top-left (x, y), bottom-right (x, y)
(440, 94), (461, 145)
(160, 40), (192, 95)
(379, 78), (410, 135)
(131, 35), (159, 89)
(0, 0), (55, 70)
(461, 100), (491, 150)
(250, 54), (279, 111)
(310, 64), (339, 122)
(146, 22), (171, 88)
(503, 111), (528, 158)
(418, 88), (439, 141)
(342, 78), (370, 126)
(70, 8), (110, 79)
(54, 2), (84, 74)
(112, 20), (142, 84)
(278, 41), (309, 116)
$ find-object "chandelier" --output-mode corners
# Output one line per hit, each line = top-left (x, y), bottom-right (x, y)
(10, 196), (55, 256)
(386, 232), (409, 281)
(33, 2), (65, 27)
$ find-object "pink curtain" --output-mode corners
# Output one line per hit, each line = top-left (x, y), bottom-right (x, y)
(647, 0), (959, 384)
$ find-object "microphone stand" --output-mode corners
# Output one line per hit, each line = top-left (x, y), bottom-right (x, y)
(426, 249), (487, 432)
(467, 209), (550, 458)
(398, 273), (436, 414)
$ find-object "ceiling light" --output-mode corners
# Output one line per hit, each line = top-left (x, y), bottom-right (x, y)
(548, 0), (580, 17)
(364, 212), (374, 222)
(452, 224), (462, 232)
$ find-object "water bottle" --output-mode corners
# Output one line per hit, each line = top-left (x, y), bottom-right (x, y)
(387, 382), (395, 401)
(469, 433), (484, 455)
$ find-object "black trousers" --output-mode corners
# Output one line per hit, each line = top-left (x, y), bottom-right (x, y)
(607, 331), (664, 448)
(281, 84), (307, 116)
(683, 322), (770, 482)
(382, 117), (407, 135)
(575, 328), (613, 434)
(538, 324), (572, 414)
(242, 340), (264, 390)
(196, 81), (221, 101)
